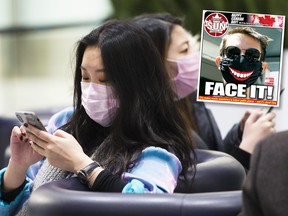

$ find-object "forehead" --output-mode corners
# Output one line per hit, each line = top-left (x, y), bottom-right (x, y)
(170, 25), (189, 46)
(82, 46), (103, 67)
(225, 33), (261, 51)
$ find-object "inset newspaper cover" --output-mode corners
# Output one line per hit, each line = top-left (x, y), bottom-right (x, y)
(197, 10), (285, 106)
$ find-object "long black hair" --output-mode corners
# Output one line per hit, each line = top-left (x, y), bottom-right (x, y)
(132, 13), (183, 60)
(132, 13), (200, 134)
(63, 20), (195, 176)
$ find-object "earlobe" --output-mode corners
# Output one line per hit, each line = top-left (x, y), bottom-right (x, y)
(261, 62), (268, 74)
(215, 56), (221, 69)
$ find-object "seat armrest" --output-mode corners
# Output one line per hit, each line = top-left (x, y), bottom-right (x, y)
(28, 177), (242, 216)
(176, 149), (246, 193)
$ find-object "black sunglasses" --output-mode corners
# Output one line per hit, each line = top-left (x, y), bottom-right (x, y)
(224, 46), (262, 62)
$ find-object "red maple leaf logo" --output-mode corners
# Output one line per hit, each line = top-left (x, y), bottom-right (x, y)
(258, 15), (276, 26)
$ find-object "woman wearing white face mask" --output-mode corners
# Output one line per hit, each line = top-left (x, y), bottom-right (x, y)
(132, 13), (276, 177)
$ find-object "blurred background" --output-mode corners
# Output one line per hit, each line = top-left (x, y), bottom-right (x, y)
(0, 0), (287, 135)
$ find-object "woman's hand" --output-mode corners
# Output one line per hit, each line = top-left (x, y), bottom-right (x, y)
(240, 109), (276, 154)
(239, 109), (252, 133)
(3, 126), (44, 192)
(9, 126), (43, 169)
(25, 124), (93, 174)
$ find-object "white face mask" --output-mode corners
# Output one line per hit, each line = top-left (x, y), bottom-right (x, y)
(81, 82), (118, 127)
(167, 52), (200, 99)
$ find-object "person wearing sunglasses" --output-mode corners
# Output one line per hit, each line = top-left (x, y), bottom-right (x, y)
(215, 26), (272, 94)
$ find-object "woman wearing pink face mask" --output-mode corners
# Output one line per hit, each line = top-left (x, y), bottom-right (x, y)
(0, 20), (196, 215)
(132, 13), (276, 176)
(132, 14), (222, 152)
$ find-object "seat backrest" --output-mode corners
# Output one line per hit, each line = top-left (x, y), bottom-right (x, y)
(28, 149), (245, 216)
(0, 117), (19, 168)
(28, 177), (242, 216)
(175, 149), (246, 193)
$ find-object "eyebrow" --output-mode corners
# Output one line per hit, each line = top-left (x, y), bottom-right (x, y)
(80, 66), (105, 72)
(178, 40), (190, 48)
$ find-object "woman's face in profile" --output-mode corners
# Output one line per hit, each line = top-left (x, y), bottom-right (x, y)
(165, 25), (193, 78)
(167, 25), (193, 60)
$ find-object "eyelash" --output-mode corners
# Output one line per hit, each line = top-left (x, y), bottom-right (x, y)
(181, 48), (188, 53)
(99, 79), (108, 83)
(82, 77), (89, 81)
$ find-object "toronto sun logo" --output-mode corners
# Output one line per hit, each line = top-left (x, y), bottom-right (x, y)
(204, 13), (229, 37)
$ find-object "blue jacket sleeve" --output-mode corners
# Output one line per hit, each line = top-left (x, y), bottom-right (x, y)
(46, 106), (74, 134)
(122, 146), (182, 194)
(0, 168), (32, 216)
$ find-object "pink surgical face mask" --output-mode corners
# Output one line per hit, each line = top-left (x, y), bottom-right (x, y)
(81, 82), (118, 127)
(167, 52), (200, 99)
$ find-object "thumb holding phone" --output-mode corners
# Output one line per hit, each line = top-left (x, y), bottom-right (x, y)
(3, 125), (44, 193)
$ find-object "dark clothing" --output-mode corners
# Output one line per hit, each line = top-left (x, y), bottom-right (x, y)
(189, 91), (249, 169)
(189, 91), (224, 151)
(231, 146), (250, 170)
(1, 178), (27, 203)
(238, 131), (288, 216)
(190, 91), (242, 152)
(90, 169), (126, 192)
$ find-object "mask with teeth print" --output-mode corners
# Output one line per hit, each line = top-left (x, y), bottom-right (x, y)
(219, 55), (263, 87)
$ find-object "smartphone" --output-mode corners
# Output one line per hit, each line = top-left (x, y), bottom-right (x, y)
(15, 111), (47, 131)
(266, 88), (285, 114)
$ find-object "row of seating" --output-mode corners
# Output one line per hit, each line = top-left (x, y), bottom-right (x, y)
(0, 113), (246, 216)
(29, 177), (243, 216)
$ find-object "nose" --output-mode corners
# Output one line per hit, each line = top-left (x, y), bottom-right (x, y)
(239, 55), (246, 63)
(239, 48), (247, 56)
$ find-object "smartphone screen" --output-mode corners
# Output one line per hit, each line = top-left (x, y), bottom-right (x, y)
(15, 111), (47, 131)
